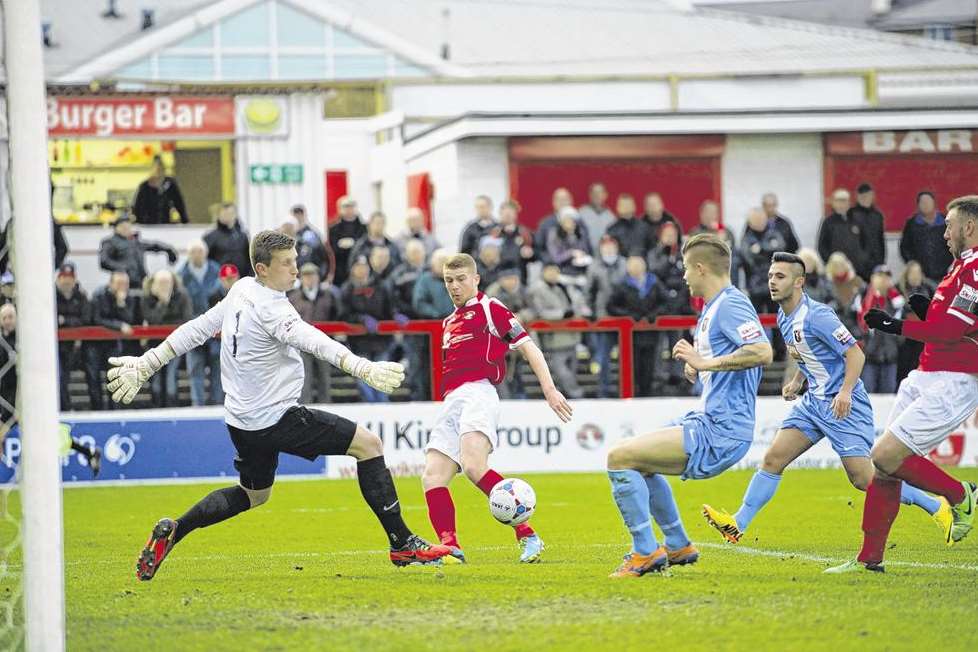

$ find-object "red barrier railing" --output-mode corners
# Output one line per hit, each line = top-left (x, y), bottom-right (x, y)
(59, 314), (778, 400)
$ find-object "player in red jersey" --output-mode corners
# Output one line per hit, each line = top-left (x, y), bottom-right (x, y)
(827, 195), (978, 574)
(422, 253), (573, 563)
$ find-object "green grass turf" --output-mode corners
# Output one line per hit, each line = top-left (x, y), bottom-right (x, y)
(50, 469), (978, 650)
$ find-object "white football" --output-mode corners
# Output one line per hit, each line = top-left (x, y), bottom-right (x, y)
(488, 478), (536, 526)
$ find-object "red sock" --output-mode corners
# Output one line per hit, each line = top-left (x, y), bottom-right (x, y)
(892, 455), (966, 505)
(424, 487), (458, 548)
(857, 475), (902, 565)
(476, 470), (536, 540)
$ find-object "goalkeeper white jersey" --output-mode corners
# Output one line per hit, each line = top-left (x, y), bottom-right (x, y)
(167, 276), (349, 430)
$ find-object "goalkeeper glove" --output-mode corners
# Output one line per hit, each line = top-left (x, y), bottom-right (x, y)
(339, 354), (405, 394)
(105, 342), (175, 404)
(908, 293), (930, 320)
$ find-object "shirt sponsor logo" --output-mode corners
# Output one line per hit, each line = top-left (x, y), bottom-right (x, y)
(700, 317), (709, 333)
(832, 325), (855, 344)
(737, 321), (762, 341)
(958, 284), (978, 302)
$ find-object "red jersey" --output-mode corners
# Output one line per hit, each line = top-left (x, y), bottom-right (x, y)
(903, 245), (978, 373)
(440, 292), (530, 397)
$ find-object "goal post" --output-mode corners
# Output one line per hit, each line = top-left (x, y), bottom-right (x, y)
(3, 0), (67, 649)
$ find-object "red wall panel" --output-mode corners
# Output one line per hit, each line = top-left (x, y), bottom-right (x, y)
(826, 155), (978, 232)
(324, 169), (348, 224)
(407, 172), (433, 231)
(511, 158), (720, 232)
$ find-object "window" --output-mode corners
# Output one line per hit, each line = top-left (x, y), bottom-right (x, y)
(278, 55), (327, 80)
(276, 3), (324, 47)
(924, 24), (953, 41)
(333, 54), (388, 79)
(222, 55), (271, 80)
(172, 29), (213, 49)
(220, 3), (270, 47)
(158, 55), (213, 80)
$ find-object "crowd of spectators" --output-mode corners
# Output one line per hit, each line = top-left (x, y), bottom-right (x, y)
(27, 178), (957, 411)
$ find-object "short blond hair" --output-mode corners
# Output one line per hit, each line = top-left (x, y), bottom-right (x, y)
(681, 232), (731, 276)
(443, 253), (477, 274)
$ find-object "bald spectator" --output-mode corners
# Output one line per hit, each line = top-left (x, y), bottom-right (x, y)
(579, 182), (616, 253)
(368, 245), (394, 282)
(533, 188), (576, 264)
(351, 212), (401, 272)
(760, 192), (800, 254)
(606, 194), (653, 258)
(476, 237), (504, 290)
(98, 213), (177, 287)
(844, 184), (885, 280)
(641, 193), (682, 245)
(687, 200), (735, 251)
(818, 189), (868, 281)
(413, 248), (455, 319)
(459, 195), (498, 257)
(288, 263), (340, 404)
(204, 202), (252, 278)
(328, 195), (366, 287)
(396, 207), (440, 259)
(741, 207), (788, 314)
(142, 270), (191, 407)
(292, 204), (333, 282)
(900, 190), (953, 283)
(180, 240), (223, 406)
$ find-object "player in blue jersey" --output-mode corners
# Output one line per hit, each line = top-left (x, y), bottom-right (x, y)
(702, 252), (950, 544)
(606, 233), (774, 577)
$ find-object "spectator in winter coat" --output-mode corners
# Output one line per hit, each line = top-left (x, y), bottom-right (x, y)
(899, 191), (953, 283)
(740, 207), (788, 314)
(491, 199), (535, 281)
(895, 260), (938, 383)
(760, 192), (800, 254)
(527, 263), (585, 399)
(142, 270), (192, 407)
(396, 207), (440, 260)
(328, 196), (366, 287)
(351, 212), (402, 272)
(606, 194), (654, 258)
(647, 223), (690, 315)
(132, 155), (189, 224)
(818, 189), (869, 281)
(88, 272), (142, 409)
(412, 248), (454, 319)
(476, 237), (504, 291)
(858, 265), (904, 393)
(546, 207), (593, 277)
(341, 256), (395, 402)
(98, 213), (177, 287)
(288, 263), (340, 404)
(533, 188), (575, 264)
(849, 183), (886, 280)
(641, 193), (683, 246)
(55, 262), (91, 411)
(368, 245), (395, 283)
(578, 182), (616, 253)
(389, 240), (430, 400)
(825, 252), (865, 339)
(586, 236), (627, 397)
(459, 195), (498, 258)
(485, 269), (534, 399)
(687, 200), (735, 250)
(204, 203), (252, 277)
(292, 204), (333, 282)
(179, 240), (224, 406)
(607, 256), (667, 396)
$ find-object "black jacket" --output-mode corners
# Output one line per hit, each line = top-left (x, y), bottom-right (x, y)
(328, 217), (367, 287)
(606, 217), (654, 258)
(642, 211), (682, 245)
(817, 212), (868, 280)
(340, 279), (392, 355)
(91, 286), (142, 331)
(288, 285), (339, 323)
(848, 205), (886, 279)
(142, 289), (192, 325)
(57, 284), (91, 328)
(98, 232), (176, 286)
(389, 263), (424, 318)
(899, 214), (954, 283)
(204, 222), (253, 277)
(768, 214), (799, 254)
(0, 219), (69, 274)
(741, 224), (788, 304)
(459, 218), (498, 257)
(607, 273), (667, 322)
(133, 177), (189, 224)
(647, 245), (691, 315)
(295, 225), (332, 281)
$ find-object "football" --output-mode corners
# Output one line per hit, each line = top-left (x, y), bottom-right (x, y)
(488, 478), (536, 526)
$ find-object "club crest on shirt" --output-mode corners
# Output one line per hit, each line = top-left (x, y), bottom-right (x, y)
(462, 310), (476, 320)
(793, 328), (803, 343)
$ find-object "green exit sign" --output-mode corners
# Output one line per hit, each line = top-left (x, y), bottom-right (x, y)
(249, 164), (303, 184)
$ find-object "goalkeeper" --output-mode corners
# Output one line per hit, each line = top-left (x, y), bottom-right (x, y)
(107, 230), (453, 581)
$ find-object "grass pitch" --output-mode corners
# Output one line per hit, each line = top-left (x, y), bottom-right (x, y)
(61, 469), (978, 651)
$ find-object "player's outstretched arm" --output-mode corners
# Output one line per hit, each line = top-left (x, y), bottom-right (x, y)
(673, 339), (773, 372)
(519, 340), (573, 423)
(106, 300), (227, 404)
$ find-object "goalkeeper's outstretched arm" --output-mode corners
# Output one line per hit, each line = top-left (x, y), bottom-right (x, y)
(106, 300), (227, 404)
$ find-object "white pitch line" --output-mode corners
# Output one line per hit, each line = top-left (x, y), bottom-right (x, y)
(45, 541), (978, 573)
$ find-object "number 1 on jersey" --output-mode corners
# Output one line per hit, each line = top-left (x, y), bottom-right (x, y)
(232, 310), (242, 357)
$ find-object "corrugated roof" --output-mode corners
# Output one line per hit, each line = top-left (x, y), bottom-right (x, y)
(874, 0), (978, 28)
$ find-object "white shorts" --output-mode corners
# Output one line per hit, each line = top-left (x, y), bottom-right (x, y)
(887, 370), (978, 456)
(425, 380), (501, 465)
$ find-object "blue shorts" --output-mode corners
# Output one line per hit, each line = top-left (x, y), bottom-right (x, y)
(670, 411), (752, 480)
(781, 389), (874, 458)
